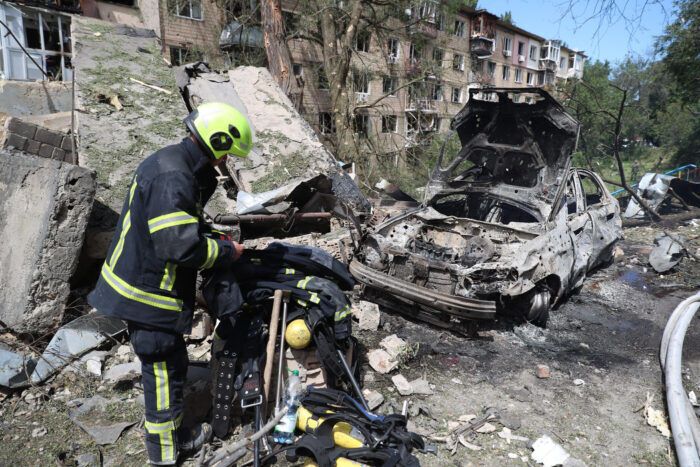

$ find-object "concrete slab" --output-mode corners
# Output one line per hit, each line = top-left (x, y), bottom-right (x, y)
(0, 149), (96, 334)
(0, 80), (72, 117)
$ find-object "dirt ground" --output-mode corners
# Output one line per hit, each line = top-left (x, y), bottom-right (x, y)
(0, 219), (698, 466)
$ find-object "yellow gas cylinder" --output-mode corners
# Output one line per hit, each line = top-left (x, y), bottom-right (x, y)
(296, 406), (364, 449)
(301, 457), (366, 467)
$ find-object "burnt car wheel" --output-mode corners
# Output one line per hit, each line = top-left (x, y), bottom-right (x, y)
(508, 284), (552, 327)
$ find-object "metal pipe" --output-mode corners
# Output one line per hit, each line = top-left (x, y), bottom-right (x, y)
(212, 212), (332, 225)
(275, 297), (289, 412)
(336, 349), (370, 412)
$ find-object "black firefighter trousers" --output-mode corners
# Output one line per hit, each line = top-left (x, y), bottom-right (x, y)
(129, 324), (188, 465)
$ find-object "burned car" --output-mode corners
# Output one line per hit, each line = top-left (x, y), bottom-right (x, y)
(350, 88), (622, 329)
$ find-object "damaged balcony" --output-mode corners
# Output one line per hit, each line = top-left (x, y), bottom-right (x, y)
(470, 35), (494, 58)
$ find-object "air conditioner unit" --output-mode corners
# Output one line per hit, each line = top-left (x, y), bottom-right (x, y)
(503, 50), (512, 57)
(388, 55), (398, 64)
(518, 55), (525, 62)
(355, 93), (369, 103)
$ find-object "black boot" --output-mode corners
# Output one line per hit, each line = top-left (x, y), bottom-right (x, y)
(177, 422), (213, 454)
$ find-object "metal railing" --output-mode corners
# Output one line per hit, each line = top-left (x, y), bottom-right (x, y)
(611, 163), (698, 197)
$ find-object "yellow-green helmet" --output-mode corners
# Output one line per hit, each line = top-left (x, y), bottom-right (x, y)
(184, 102), (252, 160)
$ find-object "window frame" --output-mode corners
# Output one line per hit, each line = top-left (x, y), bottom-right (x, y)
(452, 53), (464, 72)
(175, 0), (203, 20)
(502, 64), (510, 81)
(382, 76), (398, 96)
(451, 87), (461, 103)
(529, 44), (537, 61)
(381, 115), (398, 133)
(453, 19), (464, 37)
(319, 112), (335, 134)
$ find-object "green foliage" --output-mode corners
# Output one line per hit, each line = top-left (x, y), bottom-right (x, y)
(656, 0), (700, 104)
(500, 10), (514, 24)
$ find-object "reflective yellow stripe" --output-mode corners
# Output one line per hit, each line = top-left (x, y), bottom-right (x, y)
(161, 430), (174, 462)
(201, 238), (219, 269)
(100, 263), (183, 311)
(109, 179), (138, 268)
(144, 414), (183, 434)
(335, 305), (351, 321)
(109, 211), (131, 267)
(309, 292), (321, 304)
(297, 276), (312, 289)
(159, 262), (177, 291)
(296, 299), (308, 307)
(148, 211), (198, 234)
(285, 268), (296, 275)
(154, 362), (163, 410)
(162, 362), (170, 409)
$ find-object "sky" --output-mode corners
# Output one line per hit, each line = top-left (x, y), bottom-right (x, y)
(476, 0), (676, 64)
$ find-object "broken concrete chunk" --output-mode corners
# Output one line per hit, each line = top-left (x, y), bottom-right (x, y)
(0, 345), (35, 388)
(391, 374), (413, 396)
(367, 349), (398, 374)
(85, 359), (102, 377)
(362, 389), (384, 411)
(380, 334), (408, 360)
(103, 362), (141, 386)
(354, 301), (381, 331)
(475, 422), (497, 434)
(531, 435), (570, 467)
(409, 378), (434, 395)
(68, 395), (137, 445)
(0, 149), (95, 334)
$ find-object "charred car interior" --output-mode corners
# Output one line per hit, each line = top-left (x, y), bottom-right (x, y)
(350, 88), (623, 332)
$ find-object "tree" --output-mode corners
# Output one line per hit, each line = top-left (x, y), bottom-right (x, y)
(500, 10), (513, 24)
(657, 0), (700, 104)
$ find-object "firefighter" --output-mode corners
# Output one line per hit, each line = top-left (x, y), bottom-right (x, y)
(88, 102), (253, 465)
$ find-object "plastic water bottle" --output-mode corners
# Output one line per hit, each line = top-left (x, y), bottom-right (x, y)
(273, 370), (301, 444)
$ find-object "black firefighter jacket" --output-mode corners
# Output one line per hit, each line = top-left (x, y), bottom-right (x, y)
(88, 137), (234, 333)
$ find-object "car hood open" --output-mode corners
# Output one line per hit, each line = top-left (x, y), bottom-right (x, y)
(425, 88), (579, 221)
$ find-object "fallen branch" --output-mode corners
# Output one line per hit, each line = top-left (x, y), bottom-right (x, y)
(129, 77), (173, 95)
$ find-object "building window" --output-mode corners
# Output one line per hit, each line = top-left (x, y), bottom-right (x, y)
(529, 44), (538, 61)
(526, 71), (535, 85)
(387, 38), (400, 62)
(317, 70), (329, 90)
(175, 0), (202, 20)
(432, 48), (444, 65)
(170, 46), (203, 66)
(559, 57), (566, 69)
(282, 10), (299, 34)
(452, 53), (464, 72)
(382, 76), (398, 96)
(292, 63), (302, 78)
(515, 68), (523, 83)
(355, 30), (370, 53)
(431, 83), (442, 101)
(319, 113), (335, 134)
(453, 20), (464, 37)
(503, 36), (512, 53)
(517, 41), (525, 56)
(353, 72), (369, 94)
(487, 61), (495, 76)
(436, 12), (445, 31)
(502, 65), (510, 81)
(353, 114), (369, 137)
(382, 115), (397, 133)
(451, 87), (461, 103)
(409, 43), (422, 62)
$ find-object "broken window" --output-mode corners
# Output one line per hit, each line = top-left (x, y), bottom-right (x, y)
(170, 46), (203, 66)
(353, 71), (369, 94)
(382, 76), (397, 96)
(432, 47), (443, 65)
(176, 0), (203, 19)
(292, 63), (302, 78)
(579, 173), (604, 207)
(451, 87), (461, 103)
(487, 61), (495, 76)
(387, 38), (399, 62)
(526, 72), (534, 85)
(452, 53), (464, 72)
(355, 30), (370, 53)
(517, 41), (525, 56)
(431, 83), (443, 101)
(453, 20), (464, 37)
(529, 44), (537, 61)
(381, 115), (397, 133)
(409, 43), (422, 62)
(353, 114), (369, 137)
(316, 65), (329, 89)
(319, 112), (335, 134)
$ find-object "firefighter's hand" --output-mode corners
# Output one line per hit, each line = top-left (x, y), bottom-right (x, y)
(231, 241), (244, 261)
